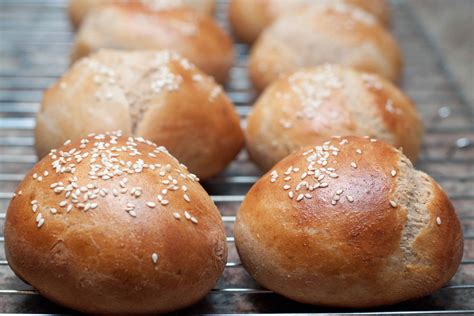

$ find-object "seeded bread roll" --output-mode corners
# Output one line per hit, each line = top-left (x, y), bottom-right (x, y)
(246, 65), (422, 171)
(71, 3), (234, 83)
(5, 132), (227, 314)
(69, 0), (216, 28)
(229, 0), (391, 44)
(35, 50), (243, 180)
(235, 136), (463, 308)
(249, 3), (402, 91)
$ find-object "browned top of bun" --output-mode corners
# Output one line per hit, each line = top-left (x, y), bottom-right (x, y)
(228, 0), (391, 44)
(248, 3), (402, 90)
(71, 4), (234, 83)
(5, 132), (227, 313)
(246, 65), (422, 170)
(36, 50), (243, 179)
(68, 0), (216, 28)
(235, 136), (463, 307)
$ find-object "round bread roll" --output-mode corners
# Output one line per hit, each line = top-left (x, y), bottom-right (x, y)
(248, 3), (402, 91)
(69, 0), (216, 28)
(229, 0), (391, 44)
(35, 50), (243, 180)
(235, 136), (463, 308)
(246, 65), (422, 171)
(5, 132), (227, 313)
(71, 3), (234, 83)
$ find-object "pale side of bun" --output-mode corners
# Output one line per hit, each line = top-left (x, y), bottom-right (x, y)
(246, 65), (422, 171)
(68, 0), (216, 28)
(249, 3), (402, 91)
(5, 132), (227, 314)
(235, 136), (463, 308)
(71, 4), (234, 83)
(36, 50), (243, 180)
(229, 0), (391, 44)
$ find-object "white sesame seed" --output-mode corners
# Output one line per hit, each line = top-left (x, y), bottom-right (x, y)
(331, 200), (337, 205)
(90, 203), (98, 209)
(32, 204), (38, 212)
(66, 204), (73, 212)
(152, 253), (159, 264)
(50, 208), (57, 214)
(183, 194), (190, 202)
(350, 162), (357, 169)
(146, 202), (156, 208)
(389, 200), (398, 208)
(346, 195), (354, 202)
(356, 149), (362, 154)
(191, 217), (198, 224)
(128, 210), (137, 217)
(37, 218), (45, 228)
(64, 139), (71, 146)
(283, 185), (291, 190)
(296, 194), (304, 201)
(173, 212), (181, 219)
(336, 189), (344, 195)
(288, 191), (294, 199)
(184, 211), (191, 220)
(436, 216), (442, 225)
(59, 200), (68, 207)
(161, 200), (169, 206)
(391, 170), (397, 177)
(320, 183), (329, 188)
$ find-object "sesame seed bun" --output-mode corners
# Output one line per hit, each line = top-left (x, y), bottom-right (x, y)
(35, 50), (244, 180)
(229, 0), (391, 44)
(246, 65), (423, 171)
(71, 3), (233, 83)
(235, 136), (463, 308)
(248, 3), (402, 91)
(68, 0), (217, 29)
(5, 132), (227, 314)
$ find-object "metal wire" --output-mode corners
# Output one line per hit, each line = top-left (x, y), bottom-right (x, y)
(0, 0), (473, 313)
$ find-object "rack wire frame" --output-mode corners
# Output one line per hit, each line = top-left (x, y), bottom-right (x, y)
(0, 0), (473, 313)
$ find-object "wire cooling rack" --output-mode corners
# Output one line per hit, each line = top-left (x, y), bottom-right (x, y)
(0, 0), (473, 313)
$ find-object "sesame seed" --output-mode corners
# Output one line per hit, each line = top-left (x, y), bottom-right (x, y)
(32, 204), (38, 212)
(350, 162), (357, 169)
(59, 200), (68, 207)
(146, 201), (156, 208)
(37, 218), (45, 228)
(152, 253), (159, 264)
(191, 217), (198, 224)
(161, 200), (169, 206)
(283, 185), (291, 190)
(184, 211), (191, 220)
(64, 139), (71, 146)
(296, 194), (304, 201)
(336, 189), (343, 195)
(50, 208), (57, 214)
(356, 149), (362, 154)
(331, 200), (337, 205)
(391, 170), (397, 177)
(346, 195), (354, 202)
(288, 191), (294, 199)
(436, 217), (442, 225)
(173, 212), (181, 219)
(128, 210), (137, 217)
(183, 194), (190, 202)
(389, 200), (398, 208)
(320, 183), (329, 188)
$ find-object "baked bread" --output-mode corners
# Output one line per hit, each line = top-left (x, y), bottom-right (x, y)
(248, 3), (402, 91)
(246, 65), (422, 171)
(69, 0), (216, 28)
(35, 50), (243, 180)
(5, 132), (227, 314)
(235, 136), (463, 308)
(71, 3), (234, 83)
(229, 0), (391, 44)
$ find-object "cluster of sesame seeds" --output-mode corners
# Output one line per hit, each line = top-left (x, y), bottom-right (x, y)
(150, 52), (184, 93)
(269, 137), (402, 210)
(208, 86), (222, 102)
(21, 132), (201, 230)
(361, 73), (383, 90)
(286, 65), (344, 122)
(328, 2), (376, 26)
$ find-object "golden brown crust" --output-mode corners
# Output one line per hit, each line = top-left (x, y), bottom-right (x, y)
(5, 132), (227, 314)
(68, 0), (217, 29)
(245, 65), (422, 171)
(228, 0), (391, 44)
(71, 4), (233, 83)
(248, 3), (402, 91)
(235, 136), (463, 307)
(35, 50), (244, 180)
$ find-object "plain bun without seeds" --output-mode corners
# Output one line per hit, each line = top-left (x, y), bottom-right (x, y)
(68, 0), (217, 28)
(5, 132), (227, 314)
(235, 136), (463, 308)
(35, 50), (244, 180)
(229, 0), (391, 44)
(71, 3), (234, 83)
(246, 65), (423, 171)
(249, 2), (402, 91)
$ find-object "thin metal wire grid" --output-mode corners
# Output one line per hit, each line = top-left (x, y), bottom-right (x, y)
(0, 0), (473, 313)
